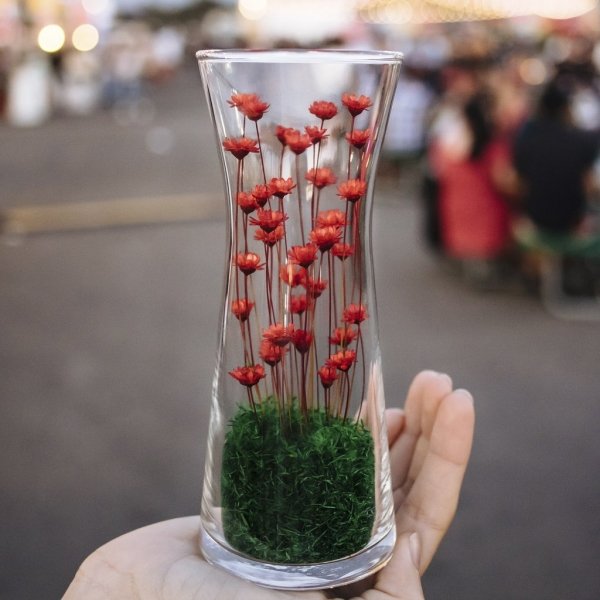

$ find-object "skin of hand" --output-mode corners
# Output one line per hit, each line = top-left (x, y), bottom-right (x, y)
(64, 370), (475, 600)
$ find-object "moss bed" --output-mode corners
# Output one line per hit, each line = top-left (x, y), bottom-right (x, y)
(221, 401), (375, 564)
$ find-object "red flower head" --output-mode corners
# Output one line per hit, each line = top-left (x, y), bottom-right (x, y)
(318, 365), (338, 388)
(329, 326), (358, 347)
(303, 276), (327, 298)
(332, 242), (354, 260)
(222, 137), (259, 160)
(309, 100), (338, 121)
(275, 125), (294, 145)
(306, 168), (337, 190)
(341, 93), (373, 117)
(287, 243), (318, 268)
(236, 191), (258, 214)
(292, 329), (313, 354)
(305, 125), (328, 144)
(251, 184), (271, 207)
(229, 364), (266, 387)
(227, 93), (247, 108)
(235, 252), (264, 275)
(228, 93), (269, 121)
(263, 322), (295, 347)
(254, 225), (285, 247)
(249, 208), (288, 232)
(231, 298), (254, 322)
(259, 340), (287, 366)
(280, 264), (307, 287)
(326, 349), (357, 372)
(284, 129), (312, 155)
(337, 179), (367, 203)
(268, 177), (296, 199)
(346, 129), (371, 149)
(316, 209), (346, 227)
(310, 225), (343, 252)
(290, 294), (308, 314)
(342, 303), (368, 324)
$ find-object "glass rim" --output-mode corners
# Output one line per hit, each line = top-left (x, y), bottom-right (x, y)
(196, 48), (403, 65)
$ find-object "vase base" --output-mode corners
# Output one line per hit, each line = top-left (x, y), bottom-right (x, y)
(199, 522), (396, 590)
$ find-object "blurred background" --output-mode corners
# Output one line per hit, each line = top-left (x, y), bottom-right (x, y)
(1, 1), (600, 599)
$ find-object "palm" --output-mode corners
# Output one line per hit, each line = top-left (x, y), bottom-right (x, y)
(65, 371), (474, 600)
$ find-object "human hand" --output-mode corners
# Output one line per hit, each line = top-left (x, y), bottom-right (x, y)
(64, 370), (474, 600)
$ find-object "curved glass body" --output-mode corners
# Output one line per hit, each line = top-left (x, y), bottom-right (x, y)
(197, 49), (402, 590)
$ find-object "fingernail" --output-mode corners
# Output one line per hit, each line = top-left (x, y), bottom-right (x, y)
(454, 388), (474, 404)
(409, 532), (421, 570)
(436, 372), (452, 388)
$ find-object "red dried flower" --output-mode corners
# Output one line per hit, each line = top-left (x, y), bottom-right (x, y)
(316, 209), (346, 227)
(318, 365), (338, 388)
(346, 129), (371, 149)
(251, 184), (271, 207)
(289, 294), (308, 314)
(303, 276), (327, 298)
(305, 125), (328, 144)
(249, 209), (288, 232)
(263, 323), (295, 347)
(326, 349), (357, 372)
(222, 137), (259, 160)
(332, 242), (354, 260)
(306, 168), (337, 189)
(229, 364), (266, 387)
(268, 177), (296, 198)
(228, 93), (269, 121)
(235, 252), (264, 275)
(310, 226), (343, 251)
(254, 225), (285, 247)
(236, 191), (258, 214)
(292, 329), (313, 354)
(259, 340), (287, 366)
(287, 243), (318, 268)
(231, 298), (254, 322)
(337, 179), (367, 203)
(341, 93), (373, 117)
(342, 303), (368, 324)
(280, 264), (307, 287)
(329, 326), (358, 347)
(309, 100), (338, 121)
(227, 93), (247, 108)
(284, 130), (312, 155)
(275, 125), (294, 145)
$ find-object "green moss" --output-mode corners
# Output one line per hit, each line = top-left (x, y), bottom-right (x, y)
(221, 400), (375, 564)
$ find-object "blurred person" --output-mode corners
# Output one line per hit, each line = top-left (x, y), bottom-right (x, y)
(64, 371), (475, 600)
(428, 88), (515, 284)
(148, 27), (185, 83)
(102, 24), (151, 109)
(382, 68), (435, 171)
(513, 77), (600, 235)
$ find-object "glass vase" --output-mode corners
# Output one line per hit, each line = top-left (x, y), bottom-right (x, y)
(196, 49), (402, 590)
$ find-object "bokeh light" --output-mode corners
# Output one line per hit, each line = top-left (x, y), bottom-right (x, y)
(518, 57), (548, 85)
(72, 23), (100, 52)
(82, 0), (111, 15)
(37, 24), (66, 53)
(238, 0), (268, 21)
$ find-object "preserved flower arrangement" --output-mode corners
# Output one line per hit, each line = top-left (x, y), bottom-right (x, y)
(197, 50), (402, 590)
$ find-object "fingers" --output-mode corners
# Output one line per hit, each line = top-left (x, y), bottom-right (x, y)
(396, 389), (475, 573)
(386, 408), (406, 447)
(389, 371), (453, 492)
(372, 532), (425, 600)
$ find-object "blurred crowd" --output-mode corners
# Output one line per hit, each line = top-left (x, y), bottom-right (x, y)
(2, 3), (599, 295)
(0, 20), (187, 126)
(381, 24), (600, 294)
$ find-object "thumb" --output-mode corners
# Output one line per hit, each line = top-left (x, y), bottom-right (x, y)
(373, 532), (425, 600)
